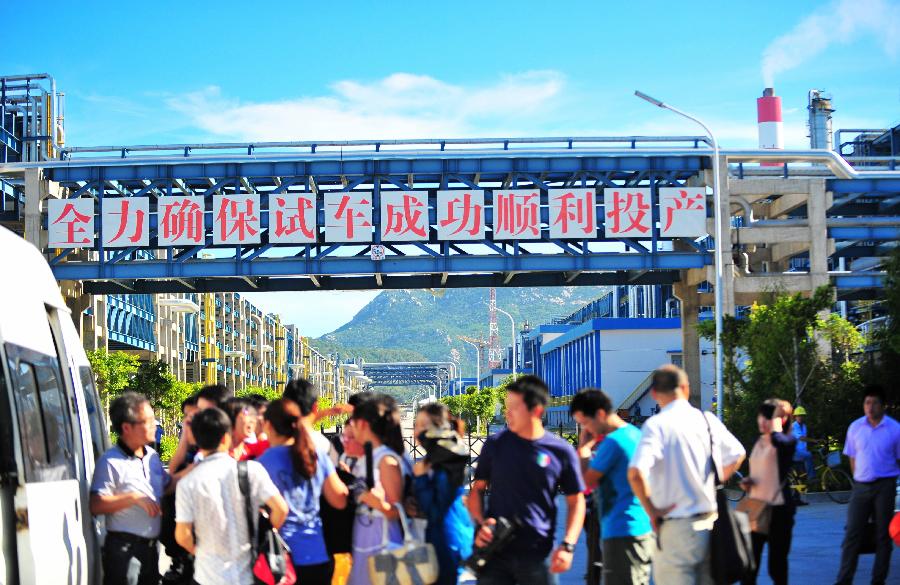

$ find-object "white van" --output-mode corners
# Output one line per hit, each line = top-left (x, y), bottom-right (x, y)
(0, 225), (106, 584)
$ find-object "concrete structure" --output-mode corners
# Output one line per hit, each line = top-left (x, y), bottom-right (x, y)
(522, 316), (713, 429)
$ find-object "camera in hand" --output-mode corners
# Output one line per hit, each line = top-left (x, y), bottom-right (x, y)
(463, 516), (519, 573)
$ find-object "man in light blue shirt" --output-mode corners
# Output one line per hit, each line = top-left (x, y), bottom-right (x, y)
(90, 392), (170, 585)
(572, 388), (652, 585)
(834, 385), (900, 585)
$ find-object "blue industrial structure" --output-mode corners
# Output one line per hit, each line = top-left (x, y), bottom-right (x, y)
(360, 362), (454, 396)
(0, 138), (892, 300)
(23, 137), (721, 293)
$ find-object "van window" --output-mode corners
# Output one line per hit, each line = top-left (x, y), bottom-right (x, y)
(79, 366), (106, 460)
(6, 343), (76, 482)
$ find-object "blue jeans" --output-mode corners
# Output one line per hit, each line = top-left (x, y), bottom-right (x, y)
(794, 452), (815, 480)
(477, 555), (556, 585)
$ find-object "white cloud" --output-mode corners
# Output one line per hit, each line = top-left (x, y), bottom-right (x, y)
(762, 0), (900, 86)
(166, 71), (566, 141)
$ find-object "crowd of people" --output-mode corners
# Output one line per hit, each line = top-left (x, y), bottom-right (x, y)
(89, 366), (899, 585)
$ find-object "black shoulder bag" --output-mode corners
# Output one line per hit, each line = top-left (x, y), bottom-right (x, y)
(237, 460), (296, 585)
(702, 412), (756, 584)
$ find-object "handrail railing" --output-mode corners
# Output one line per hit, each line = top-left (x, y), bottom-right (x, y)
(58, 135), (713, 159)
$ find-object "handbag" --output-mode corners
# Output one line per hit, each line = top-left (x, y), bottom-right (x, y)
(702, 412), (756, 584)
(237, 461), (297, 585)
(367, 503), (439, 585)
(735, 497), (772, 535)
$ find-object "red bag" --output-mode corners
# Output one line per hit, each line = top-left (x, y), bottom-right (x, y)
(890, 511), (900, 548)
(238, 461), (297, 585)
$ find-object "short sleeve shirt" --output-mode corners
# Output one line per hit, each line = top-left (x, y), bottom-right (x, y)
(175, 452), (281, 585)
(843, 415), (900, 483)
(589, 425), (652, 539)
(630, 400), (745, 517)
(90, 444), (168, 538)
(257, 445), (335, 566)
(474, 429), (584, 557)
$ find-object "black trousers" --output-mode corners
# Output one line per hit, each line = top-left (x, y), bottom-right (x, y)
(102, 531), (160, 585)
(741, 504), (795, 585)
(294, 559), (335, 585)
(834, 476), (896, 585)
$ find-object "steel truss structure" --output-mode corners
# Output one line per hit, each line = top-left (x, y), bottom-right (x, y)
(18, 137), (712, 293)
(360, 362), (454, 395)
(0, 137), (897, 299)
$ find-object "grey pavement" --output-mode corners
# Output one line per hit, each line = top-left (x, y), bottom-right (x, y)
(162, 499), (897, 584)
(551, 500), (898, 585)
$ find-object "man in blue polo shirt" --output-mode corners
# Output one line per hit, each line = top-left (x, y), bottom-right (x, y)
(91, 392), (170, 585)
(572, 388), (652, 585)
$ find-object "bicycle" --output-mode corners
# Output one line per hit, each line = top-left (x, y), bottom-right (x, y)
(787, 442), (853, 504)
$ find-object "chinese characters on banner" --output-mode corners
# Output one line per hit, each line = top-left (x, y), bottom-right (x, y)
(48, 198), (94, 248)
(46, 187), (708, 249)
(158, 196), (205, 246)
(324, 192), (373, 243)
(102, 197), (150, 247)
(548, 188), (596, 239)
(436, 190), (485, 241)
(269, 193), (317, 244)
(494, 190), (541, 240)
(603, 188), (652, 236)
(214, 194), (260, 245)
(381, 191), (428, 242)
(658, 187), (707, 237)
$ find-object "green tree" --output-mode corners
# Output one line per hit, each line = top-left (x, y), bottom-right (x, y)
(871, 249), (900, 405)
(699, 285), (863, 445)
(127, 359), (180, 430)
(467, 386), (497, 434)
(878, 248), (900, 356)
(86, 349), (139, 399)
(235, 386), (282, 402)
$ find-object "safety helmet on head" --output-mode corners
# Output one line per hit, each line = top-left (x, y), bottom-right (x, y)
(793, 406), (807, 416)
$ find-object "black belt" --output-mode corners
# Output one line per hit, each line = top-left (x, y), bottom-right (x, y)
(853, 476), (898, 485)
(106, 531), (158, 547)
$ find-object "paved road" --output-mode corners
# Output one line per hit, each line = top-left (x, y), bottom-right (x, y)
(164, 498), (898, 584)
(548, 500), (899, 585)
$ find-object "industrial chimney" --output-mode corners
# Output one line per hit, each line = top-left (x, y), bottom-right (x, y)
(757, 88), (784, 150)
(808, 90), (834, 150)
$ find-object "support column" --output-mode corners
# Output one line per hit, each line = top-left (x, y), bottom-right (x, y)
(674, 280), (702, 407)
(807, 179), (831, 291)
(24, 168), (47, 249)
(808, 179), (833, 356)
(718, 159), (736, 316)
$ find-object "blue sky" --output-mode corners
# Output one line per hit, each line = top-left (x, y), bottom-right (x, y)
(5, 0), (900, 335)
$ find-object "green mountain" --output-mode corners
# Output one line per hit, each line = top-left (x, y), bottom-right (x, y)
(312, 286), (611, 377)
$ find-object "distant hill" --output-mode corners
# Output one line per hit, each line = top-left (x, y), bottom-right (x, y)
(312, 286), (611, 377)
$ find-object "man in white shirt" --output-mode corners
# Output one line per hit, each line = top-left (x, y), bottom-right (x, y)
(175, 407), (288, 585)
(627, 365), (745, 585)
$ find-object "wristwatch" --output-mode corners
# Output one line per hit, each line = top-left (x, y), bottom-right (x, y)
(559, 541), (575, 553)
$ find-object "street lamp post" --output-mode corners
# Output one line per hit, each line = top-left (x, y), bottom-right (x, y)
(494, 306), (517, 378)
(635, 90), (725, 420)
(461, 339), (481, 388)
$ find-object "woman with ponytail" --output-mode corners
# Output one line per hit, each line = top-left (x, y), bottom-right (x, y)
(346, 393), (412, 585)
(258, 387), (349, 585)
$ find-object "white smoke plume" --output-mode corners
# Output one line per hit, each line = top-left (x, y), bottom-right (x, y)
(762, 0), (900, 86)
